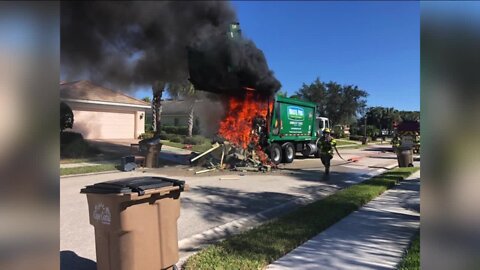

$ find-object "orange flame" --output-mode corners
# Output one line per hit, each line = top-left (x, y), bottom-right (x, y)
(218, 92), (270, 149)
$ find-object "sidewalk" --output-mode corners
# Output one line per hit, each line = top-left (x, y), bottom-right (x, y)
(267, 170), (420, 270)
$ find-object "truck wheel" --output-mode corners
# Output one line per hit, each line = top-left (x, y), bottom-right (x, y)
(282, 142), (295, 163)
(269, 143), (282, 165)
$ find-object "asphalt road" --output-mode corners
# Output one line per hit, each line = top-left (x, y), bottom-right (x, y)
(60, 145), (399, 270)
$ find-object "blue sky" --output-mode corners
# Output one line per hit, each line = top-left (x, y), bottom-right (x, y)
(136, 1), (420, 111)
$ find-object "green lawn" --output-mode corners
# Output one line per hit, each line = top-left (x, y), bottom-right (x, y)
(160, 140), (212, 153)
(336, 139), (361, 146)
(60, 163), (120, 176)
(397, 230), (420, 270)
(183, 167), (419, 270)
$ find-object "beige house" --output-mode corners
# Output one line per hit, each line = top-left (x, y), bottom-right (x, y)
(60, 80), (150, 140)
(161, 99), (224, 137)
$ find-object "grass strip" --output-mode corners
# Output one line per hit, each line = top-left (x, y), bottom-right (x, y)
(160, 140), (212, 153)
(335, 139), (360, 146)
(397, 230), (420, 270)
(60, 163), (120, 176)
(183, 167), (419, 270)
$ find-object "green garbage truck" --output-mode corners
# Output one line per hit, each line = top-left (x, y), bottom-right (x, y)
(260, 95), (330, 165)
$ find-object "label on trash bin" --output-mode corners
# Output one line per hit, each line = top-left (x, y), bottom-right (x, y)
(93, 203), (111, 225)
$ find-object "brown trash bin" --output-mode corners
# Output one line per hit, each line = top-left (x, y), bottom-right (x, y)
(139, 138), (163, 168)
(396, 146), (414, 167)
(81, 177), (187, 270)
(145, 143), (162, 168)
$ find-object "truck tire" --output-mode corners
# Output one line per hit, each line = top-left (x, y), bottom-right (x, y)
(282, 142), (295, 163)
(269, 143), (282, 165)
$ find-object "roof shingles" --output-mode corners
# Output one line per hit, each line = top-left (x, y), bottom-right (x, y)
(60, 80), (150, 107)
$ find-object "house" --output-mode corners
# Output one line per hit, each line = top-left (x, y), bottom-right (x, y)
(160, 99), (224, 137)
(60, 80), (150, 140)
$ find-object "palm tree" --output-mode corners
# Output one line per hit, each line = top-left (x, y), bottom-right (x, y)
(152, 81), (166, 137)
(167, 80), (198, 137)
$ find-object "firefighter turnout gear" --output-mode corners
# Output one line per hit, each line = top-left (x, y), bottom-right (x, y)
(318, 133), (336, 174)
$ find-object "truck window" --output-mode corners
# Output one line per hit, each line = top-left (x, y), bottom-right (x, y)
(319, 120), (324, 129)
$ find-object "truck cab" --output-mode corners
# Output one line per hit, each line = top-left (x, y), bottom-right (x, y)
(316, 116), (330, 135)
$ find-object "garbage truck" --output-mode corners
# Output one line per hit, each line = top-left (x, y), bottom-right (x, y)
(258, 95), (330, 165)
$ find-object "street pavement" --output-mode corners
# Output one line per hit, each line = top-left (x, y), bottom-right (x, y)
(267, 170), (420, 270)
(60, 145), (399, 269)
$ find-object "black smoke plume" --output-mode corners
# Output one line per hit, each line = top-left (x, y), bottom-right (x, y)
(61, 1), (281, 98)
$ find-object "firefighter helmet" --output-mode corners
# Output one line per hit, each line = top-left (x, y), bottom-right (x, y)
(323, 128), (331, 134)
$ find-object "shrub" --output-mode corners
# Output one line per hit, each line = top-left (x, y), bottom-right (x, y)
(169, 135), (183, 143)
(159, 132), (169, 140)
(183, 135), (207, 145)
(62, 139), (90, 158)
(161, 126), (188, 135)
(60, 131), (84, 145)
(60, 132), (100, 158)
(332, 126), (346, 139)
(349, 135), (365, 141)
(138, 131), (155, 140)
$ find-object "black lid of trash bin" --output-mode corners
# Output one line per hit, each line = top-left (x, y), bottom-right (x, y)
(139, 137), (161, 146)
(81, 177), (185, 195)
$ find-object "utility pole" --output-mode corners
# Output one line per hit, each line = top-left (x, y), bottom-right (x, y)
(363, 112), (367, 145)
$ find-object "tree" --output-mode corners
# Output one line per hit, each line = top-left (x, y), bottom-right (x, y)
(399, 110), (420, 121)
(294, 77), (368, 126)
(60, 102), (74, 132)
(295, 78), (327, 116)
(277, 90), (289, 97)
(152, 81), (166, 137)
(166, 80), (198, 137)
(142, 96), (151, 103)
(364, 106), (402, 135)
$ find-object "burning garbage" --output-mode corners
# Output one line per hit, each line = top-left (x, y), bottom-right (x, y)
(190, 92), (274, 174)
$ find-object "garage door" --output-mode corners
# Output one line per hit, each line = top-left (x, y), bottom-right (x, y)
(71, 110), (135, 139)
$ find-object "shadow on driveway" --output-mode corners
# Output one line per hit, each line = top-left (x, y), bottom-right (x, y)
(60, 250), (96, 270)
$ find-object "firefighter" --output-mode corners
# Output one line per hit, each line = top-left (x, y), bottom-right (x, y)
(318, 128), (337, 174)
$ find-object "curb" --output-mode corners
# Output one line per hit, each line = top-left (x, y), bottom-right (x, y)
(176, 162), (398, 267)
(60, 169), (123, 178)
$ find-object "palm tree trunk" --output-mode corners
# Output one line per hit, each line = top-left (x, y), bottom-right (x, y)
(152, 81), (165, 137)
(187, 100), (195, 137)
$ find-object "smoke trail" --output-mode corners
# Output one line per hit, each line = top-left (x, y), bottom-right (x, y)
(61, 1), (281, 97)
